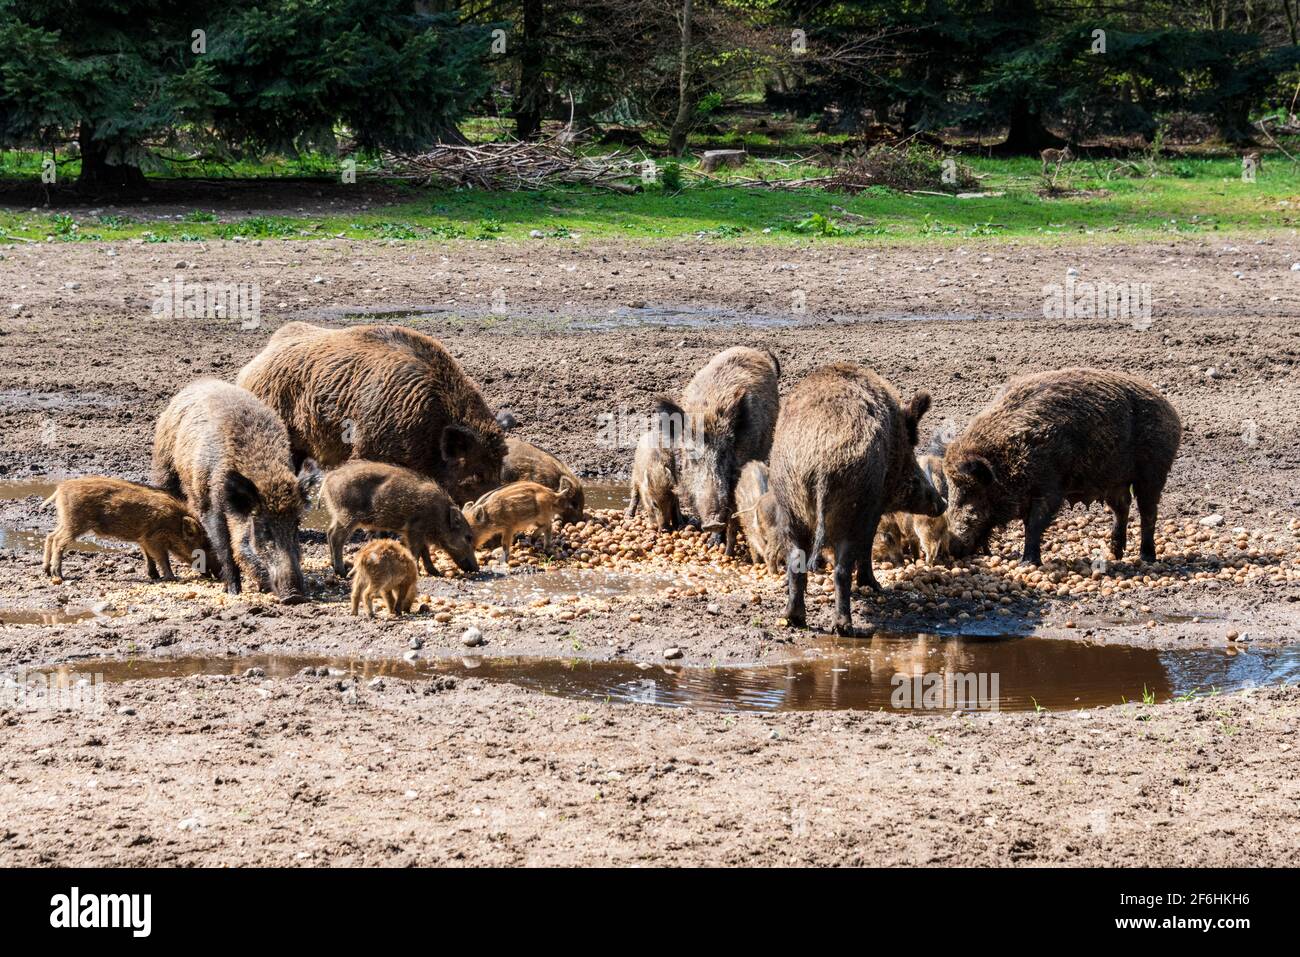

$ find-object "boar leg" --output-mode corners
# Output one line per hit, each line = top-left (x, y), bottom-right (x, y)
(625, 488), (640, 519)
(46, 529), (77, 579)
(1133, 478), (1164, 563)
(404, 530), (437, 575)
(724, 516), (738, 558)
(784, 546), (809, 627)
(1105, 487), (1132, 560)
(832, 541), (861, 635)
(327, 521), (355, 577)
(349, 576), (364, 615)
(203, 512), (242, 595)
(1021, 493), (1063, 566)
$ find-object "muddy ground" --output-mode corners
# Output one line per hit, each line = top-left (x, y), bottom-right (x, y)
(1, 235), (1298, 865)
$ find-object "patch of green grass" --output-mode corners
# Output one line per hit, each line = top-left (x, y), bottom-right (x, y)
(2, 153), (1298, 246)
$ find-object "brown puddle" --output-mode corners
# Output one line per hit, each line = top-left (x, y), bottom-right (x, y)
(31, 634), (1300, 713)
(0, 604), (120, 625)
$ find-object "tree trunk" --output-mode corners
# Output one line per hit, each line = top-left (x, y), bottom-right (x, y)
(993, 99), (1066, 155)
(76, 122), (146, 192)
(514, 0), (545, 140)
(667, 0), (694, 156)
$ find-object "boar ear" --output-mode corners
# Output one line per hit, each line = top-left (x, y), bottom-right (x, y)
(958, 454), (996, 486)
(451, 503), (466, 526)
(903, 391), (932, 446)
(440, 423), (480, 461)
(654, 396), (684, 447)
(182, 516), (202, 538)
(224, 471), (262, 516)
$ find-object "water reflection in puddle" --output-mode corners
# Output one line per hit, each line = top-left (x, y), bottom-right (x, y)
(36, 634), (1300, 713)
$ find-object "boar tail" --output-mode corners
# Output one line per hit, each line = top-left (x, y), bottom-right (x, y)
(40, 492), (57, 510)
(808, 475), (827, 572)
(764, 348), (781, 379)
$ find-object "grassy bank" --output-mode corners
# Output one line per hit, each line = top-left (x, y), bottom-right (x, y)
(2, 153), (1299, 245)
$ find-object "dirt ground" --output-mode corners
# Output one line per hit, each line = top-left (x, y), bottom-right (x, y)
(1, 234), (1298, 865)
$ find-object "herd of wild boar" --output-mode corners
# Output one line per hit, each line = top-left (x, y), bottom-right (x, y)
(40, 322), (1182, 633)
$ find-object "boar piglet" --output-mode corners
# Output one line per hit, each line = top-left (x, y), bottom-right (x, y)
(42, 477), (213, 581)
(627, 428), (682, 531)
(236, 323), (505, 502)
(321, 460), (477, 577)
(350, 539), (418, 618)
(657, 346), (779, 553)
(873, 512), (920, 565)
(152, 379), (316, 602)
(943, 368), (1181, 566)
(501, 437), (585, 524)
(463, 479), (573, 567)
(734, 461), (782, 570)
(770, 363), (945, 635)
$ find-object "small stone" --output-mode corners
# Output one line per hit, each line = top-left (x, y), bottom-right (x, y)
(116, 706), (136, 716)
(174, 260), (189, 269)
(403, 650), (420, 662)
(461, 626), (485, 647)
(706, 603), (721, 615)
(1200, 514), (1224, 527)
(243, 667), (265, 678)
(1227, 630), (1239, 641)
(368, 677), (385, 690)
(663, 647), (683, 660)
(409, 635), (424, 650)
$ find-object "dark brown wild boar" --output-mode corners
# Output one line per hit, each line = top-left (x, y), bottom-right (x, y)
(320, 460), (478, 578)
(626, 428), (681, 531)
(152, 379), (316, 601)
(943, 368), (1181, 566)
(463, 479), (572, 566)
(501, 437), (584, 524)
(42, 477), (212, 581)
(657, 346), (779, 553)
(235, 322), (505, 501)
(350, 539), (418, 618)
(770, 363), (945, 635)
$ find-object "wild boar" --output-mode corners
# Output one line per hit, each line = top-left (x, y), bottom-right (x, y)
(463, 479), (573, 566)
(501, 437), (584, 524)
(235, 322), (506, 501)
(626, 428), (681, 531)
(734, 461), (781, 569)
(913, 453), (952, 564)
(943, 368), (1181, 566)
(320, 460), (478, 578)
(872, 512), (920, 565)
(152, 379), (315, 602)
(350, 539), (418, 618)
(657, 346), (779, 553)
(41, 477), (211, 581)
(769, 363), (945, 634)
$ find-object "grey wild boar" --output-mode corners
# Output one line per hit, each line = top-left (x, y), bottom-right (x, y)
(42, 477), (211, 581)
(944, 368), (1181, 566)
(152, 379), (315, 601)
(501, 437), (584, 524)
(320, 460), (478, 578)
(236, 322), (506, 501)
(350, 539), (418, 618)
(626, 428), (681, 531)
(657, 346), (779, 553)
(734, 460), (781, 569)
(770, 363), (946, 634)
(463, 479), (573, 566)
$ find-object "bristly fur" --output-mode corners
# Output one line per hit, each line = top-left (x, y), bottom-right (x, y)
(236, 322), (506, 500)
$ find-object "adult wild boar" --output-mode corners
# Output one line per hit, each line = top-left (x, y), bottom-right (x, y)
(657, 346), (779, 554)
(943, 368), (1181, 566)
(770, 363), (945, 634)
(501, 437), (584, 524)
(152, 380), (315, 601)
(236, 323), (505, 501)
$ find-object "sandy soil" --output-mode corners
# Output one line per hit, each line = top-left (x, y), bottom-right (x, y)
(2, 673), (1297, 866)
(1, 235), (1298, 865)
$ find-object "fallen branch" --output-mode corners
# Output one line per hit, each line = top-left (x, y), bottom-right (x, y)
(381, 137), (648, 191)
